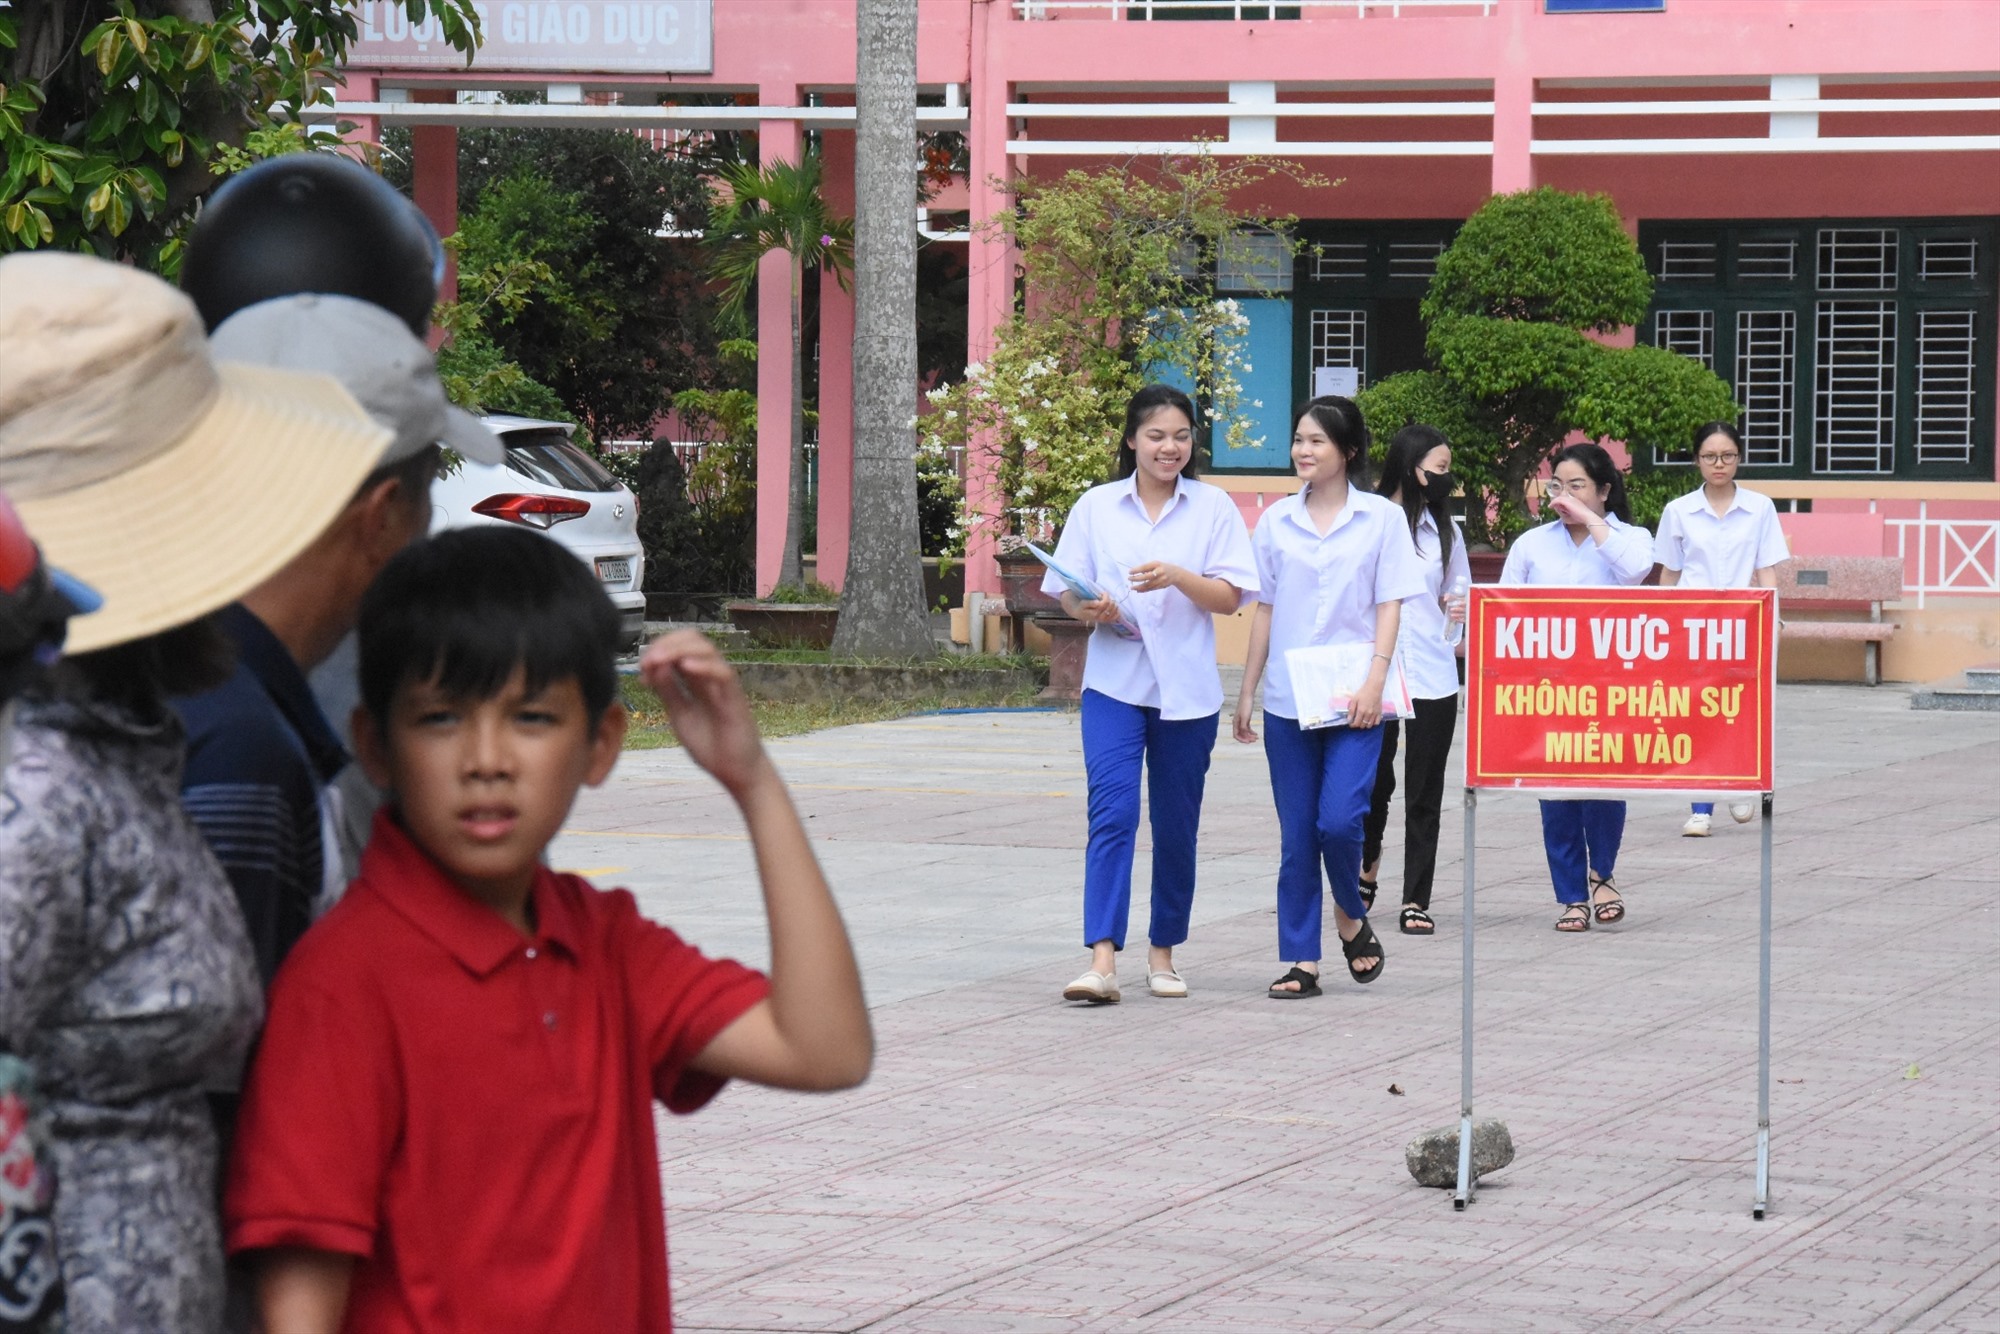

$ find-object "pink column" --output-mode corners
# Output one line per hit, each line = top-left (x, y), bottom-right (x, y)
(410, 89), (458, 303)
(1490, 59), (1534, 197)
(339, 72), (380, 153)
(962, 2), (1012, 596)
(755, 99), (803, 595)
(815, 124), (857, 591)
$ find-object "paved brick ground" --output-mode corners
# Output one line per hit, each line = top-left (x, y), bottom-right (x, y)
(555, 683), (2000, 1332)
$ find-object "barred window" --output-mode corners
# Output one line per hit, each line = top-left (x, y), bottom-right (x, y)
(1641, 219), (1994, 480)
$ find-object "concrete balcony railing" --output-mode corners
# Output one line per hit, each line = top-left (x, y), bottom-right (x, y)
(1013, 0), (1496, 19)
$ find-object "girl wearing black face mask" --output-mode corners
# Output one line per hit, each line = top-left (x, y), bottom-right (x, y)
(1361, 424), (1469, 935)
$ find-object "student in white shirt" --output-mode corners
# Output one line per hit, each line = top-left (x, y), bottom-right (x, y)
(1234, 397), (1427, 997)
(1654, 420), (1790, 837)
(1362, 425), (1471, 937)
(1046, 384), (1258, 1005)
(1500, 442), (1654, 932)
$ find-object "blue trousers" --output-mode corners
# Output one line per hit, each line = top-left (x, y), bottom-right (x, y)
(1538, 800), (1625, 904)
(1262, 712), (1385, 962)
(1691, 802), (1714, 815)
(1080, 690), (1218, 952)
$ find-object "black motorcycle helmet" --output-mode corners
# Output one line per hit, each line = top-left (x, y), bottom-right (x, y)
(179, 154), (444, 337)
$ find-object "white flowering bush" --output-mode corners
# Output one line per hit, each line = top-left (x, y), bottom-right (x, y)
(921, 153), (1326, 551)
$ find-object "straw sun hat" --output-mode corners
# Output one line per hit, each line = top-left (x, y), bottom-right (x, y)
(0, 252), (391, 655)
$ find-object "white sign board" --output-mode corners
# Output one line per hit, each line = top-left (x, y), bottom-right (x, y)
(1313, 365), (1360, 397)
(350, 0), (713, 74)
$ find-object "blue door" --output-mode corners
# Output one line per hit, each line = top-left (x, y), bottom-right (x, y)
(1211, 298), (1293, 471)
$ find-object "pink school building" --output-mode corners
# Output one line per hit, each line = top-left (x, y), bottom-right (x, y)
(337, 0), (2000, 682)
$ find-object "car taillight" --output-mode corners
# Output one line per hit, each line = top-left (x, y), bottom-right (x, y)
(472, 494), (591, 529)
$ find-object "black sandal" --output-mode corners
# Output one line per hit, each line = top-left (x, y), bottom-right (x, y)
(1340, 921), (1385, 984)
(1357, 873), (1378, 912)
(1590, 874), (1625, 925)
(1399, 906), (1435, 936)
(1267, 966), (1322, 999)
(1556, 902), (1592, 932)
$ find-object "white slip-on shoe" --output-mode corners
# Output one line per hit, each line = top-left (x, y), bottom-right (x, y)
(1682, 812), (1713, 837)
(1062, 970), (1120, 1003)
(1147, 969), (1188, 999)
(1730, 801), (1757, 823)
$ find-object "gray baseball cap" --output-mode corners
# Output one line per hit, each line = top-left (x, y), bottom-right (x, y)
(210, 293), (504, 466)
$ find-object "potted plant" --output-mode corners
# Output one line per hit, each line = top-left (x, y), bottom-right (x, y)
(724, 581), (841, 649)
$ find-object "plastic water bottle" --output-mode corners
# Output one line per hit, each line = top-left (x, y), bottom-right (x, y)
(1444, 576), (1469, 646)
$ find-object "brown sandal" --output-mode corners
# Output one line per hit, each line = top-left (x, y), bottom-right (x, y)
(1556, 903), (1591, 932)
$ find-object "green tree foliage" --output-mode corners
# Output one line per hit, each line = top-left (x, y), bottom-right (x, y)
(1355, 187), (1737, 544)
(704, 152), (854, 589)
(922, 152), (1324, 548)
(1, 0), (477, 266)
(629, 346), (760, 618)
(428, 170), (581, 425)
(385, 124), (722, 440)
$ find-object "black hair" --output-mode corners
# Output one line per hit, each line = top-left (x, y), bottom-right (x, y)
(53, 613), (237, 714)
(1692, 421), (1744, 456)
(357, 443), (441, 511)
(1292, 395), (1370, 487)
(1376, 423), (1455, 569)
(1113, 383), (1202, 482)
(358, 525), (620, 728)
(1549, 441), (1633, 523)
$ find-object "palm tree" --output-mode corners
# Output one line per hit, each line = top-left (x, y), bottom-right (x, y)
(705, 154), (853, 591)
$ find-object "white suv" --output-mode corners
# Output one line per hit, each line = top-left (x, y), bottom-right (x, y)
(430, 414), (647, 646)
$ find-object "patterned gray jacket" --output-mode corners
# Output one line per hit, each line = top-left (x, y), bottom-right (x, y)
(0, 686), (262, 1334)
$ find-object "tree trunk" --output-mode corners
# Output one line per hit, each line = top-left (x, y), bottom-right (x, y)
(778, 263), (808, 589)
(832, 0), (932, 659)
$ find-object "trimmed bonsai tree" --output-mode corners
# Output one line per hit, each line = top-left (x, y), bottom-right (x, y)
(1356, 187), (1737, 544)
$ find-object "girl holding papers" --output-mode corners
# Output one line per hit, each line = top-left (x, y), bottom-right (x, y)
(1234, 397), (1426, 998)
(1654, 421), (1789, 838)
(1362, 424), (1472, 937)
(1500, 442), (1655, 931)
(1047, 384), (1257, 1005)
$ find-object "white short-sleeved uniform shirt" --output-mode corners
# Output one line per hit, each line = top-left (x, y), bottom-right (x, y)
(1392, 510), (1472, 702)
(1498, 514), (1655, 588)
(1042, 474), (1258, 720)
(1653, 485), (1790, 589)
(1252, 485), (1429, 719)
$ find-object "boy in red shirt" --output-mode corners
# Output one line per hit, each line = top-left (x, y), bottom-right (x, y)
(224, 526), (872, 1332)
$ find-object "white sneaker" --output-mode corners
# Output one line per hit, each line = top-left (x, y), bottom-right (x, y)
(1682, 813), (1712, 837)
(1730, 801), (1757, 823)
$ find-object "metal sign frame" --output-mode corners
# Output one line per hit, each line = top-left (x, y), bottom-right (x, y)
(1452, 586), (1777, 1219)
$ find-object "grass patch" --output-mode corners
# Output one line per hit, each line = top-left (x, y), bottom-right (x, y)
(722, 646), (1038, 670)
(618, 676), (1047, 751)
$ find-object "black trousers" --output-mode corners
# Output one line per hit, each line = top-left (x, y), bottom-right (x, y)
(1360, 694), (1459, 911)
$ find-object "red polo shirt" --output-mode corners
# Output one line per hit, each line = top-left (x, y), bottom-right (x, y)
(225, 812), (768, 1333)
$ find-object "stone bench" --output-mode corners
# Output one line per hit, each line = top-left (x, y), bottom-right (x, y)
(1775, 556), (1903, 686)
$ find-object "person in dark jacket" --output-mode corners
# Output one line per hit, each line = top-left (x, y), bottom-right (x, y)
(172, 295), (503, 985)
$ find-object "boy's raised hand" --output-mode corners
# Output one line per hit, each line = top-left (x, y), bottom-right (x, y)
(638, 631), (767, 795)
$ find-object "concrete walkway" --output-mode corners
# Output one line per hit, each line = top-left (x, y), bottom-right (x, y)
(555, 683), (2000, 1332)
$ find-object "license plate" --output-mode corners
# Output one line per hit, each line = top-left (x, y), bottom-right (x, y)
(594, 558), (632, 585)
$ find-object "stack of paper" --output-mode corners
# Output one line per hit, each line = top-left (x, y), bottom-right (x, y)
(1284, 642), (1415, 729)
